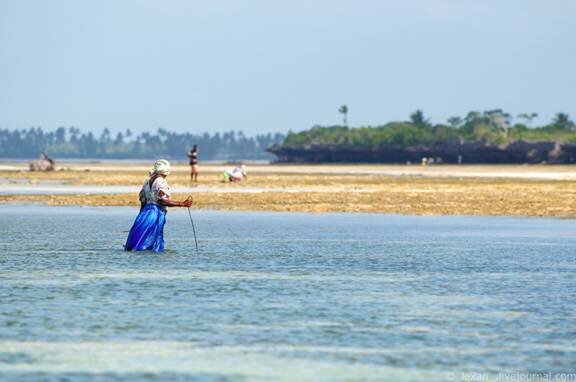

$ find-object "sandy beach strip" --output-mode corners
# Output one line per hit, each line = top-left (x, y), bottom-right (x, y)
(2, 162), (576, 179)
(1, 163), (575, 217)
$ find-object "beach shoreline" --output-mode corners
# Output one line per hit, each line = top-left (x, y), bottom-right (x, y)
(1, 163), (575, 217)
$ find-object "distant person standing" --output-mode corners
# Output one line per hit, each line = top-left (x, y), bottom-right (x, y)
(187, 145), (199, 182)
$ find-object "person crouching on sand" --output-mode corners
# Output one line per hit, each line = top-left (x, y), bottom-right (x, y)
(223, 165), (247, 182)
(125, 159), (193, 252)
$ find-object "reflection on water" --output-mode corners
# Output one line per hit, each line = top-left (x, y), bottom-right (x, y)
(0, 205), (575, 381)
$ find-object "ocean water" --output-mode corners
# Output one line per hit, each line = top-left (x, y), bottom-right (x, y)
(0, 205), (575, 382)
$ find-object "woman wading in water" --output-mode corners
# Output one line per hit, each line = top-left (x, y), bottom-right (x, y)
(125, 159), (193, 252)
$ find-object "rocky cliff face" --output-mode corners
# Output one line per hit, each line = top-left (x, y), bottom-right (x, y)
(268, 141), (576, 164)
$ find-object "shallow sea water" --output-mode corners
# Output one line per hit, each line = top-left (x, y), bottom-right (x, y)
(0, 205), (575, 381)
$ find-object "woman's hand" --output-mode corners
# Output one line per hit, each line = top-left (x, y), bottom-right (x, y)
(181, 195), (193, 208)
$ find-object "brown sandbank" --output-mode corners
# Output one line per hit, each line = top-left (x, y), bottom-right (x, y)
(1, 163), (575, 217)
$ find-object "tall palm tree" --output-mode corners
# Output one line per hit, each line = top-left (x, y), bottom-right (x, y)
(410, 110), (428, 127)
(338, 105), (348, 127)
(553, 113), (573, 129)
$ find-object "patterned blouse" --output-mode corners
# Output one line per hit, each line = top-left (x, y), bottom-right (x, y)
(139, 177), (171, 208)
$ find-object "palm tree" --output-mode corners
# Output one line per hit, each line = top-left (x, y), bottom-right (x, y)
(517, 113), (538, 128)
(68, 127), (80, 143)
(447, 116), (463, 129)
(465, 111), (483, 125)
(553, 113), (574, 129)
(338, 105), (348, 127)
(485, 109), (512, 137)
(410, 110), (428, 127)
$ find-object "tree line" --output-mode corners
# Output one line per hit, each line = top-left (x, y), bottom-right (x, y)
(2, 110), (574, 160)
(281, 110), (576, 148)
(0, 127), (285, 160)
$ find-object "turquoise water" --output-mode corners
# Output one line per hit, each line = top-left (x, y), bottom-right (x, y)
(1, 205), (575, 381)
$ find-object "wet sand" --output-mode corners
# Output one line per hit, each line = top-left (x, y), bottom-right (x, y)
(1, 163), (575, 217)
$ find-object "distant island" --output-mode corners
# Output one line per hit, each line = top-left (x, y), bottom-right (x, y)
(268, 110), (576, 164)
(3, 110), (575, 164)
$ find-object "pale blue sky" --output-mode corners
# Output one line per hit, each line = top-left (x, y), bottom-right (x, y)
(1, 0), (574, 135)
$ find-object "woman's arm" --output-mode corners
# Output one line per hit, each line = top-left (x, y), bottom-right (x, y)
(158, 194), (193, 208)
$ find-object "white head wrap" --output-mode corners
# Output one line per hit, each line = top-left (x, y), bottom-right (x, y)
(150, 159), (171, 176)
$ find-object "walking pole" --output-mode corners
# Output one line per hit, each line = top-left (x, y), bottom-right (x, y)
(187, 207), (199, 253)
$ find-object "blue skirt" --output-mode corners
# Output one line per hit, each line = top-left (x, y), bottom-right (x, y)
(125, 204), (166, 252)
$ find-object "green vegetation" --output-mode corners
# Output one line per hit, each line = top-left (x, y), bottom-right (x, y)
(0, 127), (284, 160)
(283, 110), (576, 148)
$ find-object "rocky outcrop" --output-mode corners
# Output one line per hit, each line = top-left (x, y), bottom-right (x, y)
(268, 141), (576, 164)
